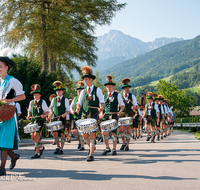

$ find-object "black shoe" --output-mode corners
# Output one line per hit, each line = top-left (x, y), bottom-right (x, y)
(31, 154), (41, 159)
(100, 138), (103, 142)
(79, 147), (85, 151)
(68, 139), (71, 143)
(161, 136), (163, 139)
(120, 144), (126, 150)
(86, 155), (94, 162)
(9, 154), (20, 170)
(102, 148), (111, 155)
(140, 135), (142, 138)
(157, 136), (160, 141)
(0, 169), (6, 176)
(54, 148), (60, 154)
(137, 136), (139, 139)
(124, 145), (129, 151)
(77, 142), (81, 149)
(112, 149), (117, 155)
(164, 135), (166, 138)
(52, 141), (56, 145)
(151, 139), (155, 143)
(40, 146), (45, 156)
(57, 149), (63, 155)
(146, 136), (151, 141)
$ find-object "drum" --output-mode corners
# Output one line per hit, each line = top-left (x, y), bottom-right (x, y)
(100, 119), (118, 132)
(76, 118), (97, 134)
(46, 121), (63, 132)
(118, 117), (133, 126)
(24, 123), (40, 134)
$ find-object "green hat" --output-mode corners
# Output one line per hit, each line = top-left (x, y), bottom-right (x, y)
(0, 57), (15, 68)
(81, 66), (96, 80)
(121, 78), (131, 89)
(147, 92), (153, 99)
(77, 81), (85, 90)
(104, 75), (116, 86)
(30, 84), (42, 95)
(53, 81), (66, 91)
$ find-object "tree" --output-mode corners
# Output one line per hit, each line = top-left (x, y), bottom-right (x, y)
(157, 80), (196, 117)
(0, 0), (126, 76)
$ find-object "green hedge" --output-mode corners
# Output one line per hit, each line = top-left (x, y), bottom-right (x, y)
(176, 116), (200, 123)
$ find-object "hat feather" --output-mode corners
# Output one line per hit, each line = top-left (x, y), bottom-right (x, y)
(53, 81), (62, 87)
(78, 81), (84, 87)
(106, 75), (112, 82)
(0, 48), (10, 56)
(121, 78), (130, 85)
(31, 84), (41, 91)
(81, 66), (93, 75)
(158, 95), (163, 99)
(147, 92), (153, 97)
(153, 93), (158, 98)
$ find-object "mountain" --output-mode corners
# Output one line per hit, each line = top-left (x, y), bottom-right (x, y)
(98, 34), (200, 85)
(96, 30), (183, 61)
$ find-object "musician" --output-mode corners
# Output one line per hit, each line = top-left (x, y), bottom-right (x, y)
(27, 84), (49, 158)
(144, 92), (160, 143)
(154, 95), (164, 141)
(0, 54), (25, 176)
(49, 81), (70, 155)
(101, 76), (124, 156)
(120, 78), (137, 151)
(76, 66), (105, 162)
(138, 106), (144, 138)
(70, 81), (85, 151)
(132, 105), (142, 140)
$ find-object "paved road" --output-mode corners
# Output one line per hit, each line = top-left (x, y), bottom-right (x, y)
(1, 131), (200, 190)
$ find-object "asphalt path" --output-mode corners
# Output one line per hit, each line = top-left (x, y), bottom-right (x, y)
(0, 131), (200, 190)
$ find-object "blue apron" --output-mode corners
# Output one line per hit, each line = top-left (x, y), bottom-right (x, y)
(0, 75), (17, 149)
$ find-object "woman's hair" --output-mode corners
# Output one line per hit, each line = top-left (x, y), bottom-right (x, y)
(0, 61), (11, 71)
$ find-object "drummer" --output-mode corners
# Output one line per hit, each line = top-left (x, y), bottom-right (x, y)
(76, 66), (105, 162)
(120, 78), (137, 151)
(101, 76), (124, 156)
(27, 84), (49, 159)
(70, 81), (85, 151)
(49, 81), (70, 155)
(65, 99), (73, 143)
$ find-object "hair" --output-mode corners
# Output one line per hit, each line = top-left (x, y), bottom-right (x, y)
(0, 61), (11, 71)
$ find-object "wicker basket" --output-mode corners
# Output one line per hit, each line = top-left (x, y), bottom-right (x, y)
(0, 104), (16, 121)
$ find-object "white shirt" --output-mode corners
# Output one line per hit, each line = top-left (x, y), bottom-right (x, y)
(28, 99), (49, 113)
(163, 104), (169, 116)
(123, 93), (137, 106)
(105, 91), (125, 107)
(156, 103), (164, 117)
(78, 85), (105, 106)
(15, 102), (21, 114)
(147, 102), (159, 116)
(70, 97), (77, 108)
(49, 96), (70, 112)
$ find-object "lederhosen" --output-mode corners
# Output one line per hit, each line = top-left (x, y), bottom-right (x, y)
(104, 91), (119, 134)
(82, 86), (99, 120)
(72, 96), (83, 130)
(145, 103), (157, 126)
(133, 109), (140, 128)
(54, 97), (66, 133)
(31, 99), (44, 136)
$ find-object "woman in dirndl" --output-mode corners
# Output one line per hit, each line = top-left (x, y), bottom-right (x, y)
(0, 53), (26, 176)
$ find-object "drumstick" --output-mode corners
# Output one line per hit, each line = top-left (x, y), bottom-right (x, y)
(87, 106), (100, 109)
(54, 114), (64, 119)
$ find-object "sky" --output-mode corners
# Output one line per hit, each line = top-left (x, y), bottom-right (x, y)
(95, 0), (200, 42)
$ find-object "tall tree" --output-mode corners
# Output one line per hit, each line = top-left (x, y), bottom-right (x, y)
(0, 0), (126, 77)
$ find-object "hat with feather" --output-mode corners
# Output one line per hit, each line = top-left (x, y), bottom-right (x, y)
(0, 48), (15, 68)
(121, 78), (131, 88)
(53, 81), (65, 91)
(81, 66), (96, 80)
(146, 92), (153, 99)
(77, 81), (85, 90)
(158, 95), (164, 101)
(153, 93), (159, 101)
(104, 75), (116, 86)
(30, 84), (42, 94)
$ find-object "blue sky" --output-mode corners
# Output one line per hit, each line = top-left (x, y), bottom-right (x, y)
(95, 0), (200, 42)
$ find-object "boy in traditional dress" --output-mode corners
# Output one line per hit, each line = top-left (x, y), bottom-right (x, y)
(27, 84), (49, 158)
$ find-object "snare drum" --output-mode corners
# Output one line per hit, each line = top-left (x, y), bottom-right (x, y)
(24, 123), (40, 134)
(76, 118), (97, 134)
(118, 117), (133, 126)
(100, 119), (118, 132)
(46, 121), (63, 132)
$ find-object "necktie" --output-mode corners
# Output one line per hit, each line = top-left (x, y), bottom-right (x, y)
(58, 97), (61, 103)
(87, 87), (90, 95)
(125, 93), (127, 97)
(108, 93), (112, 97)
(149, 103), (151, 107)
(34, 100), (37, 106)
